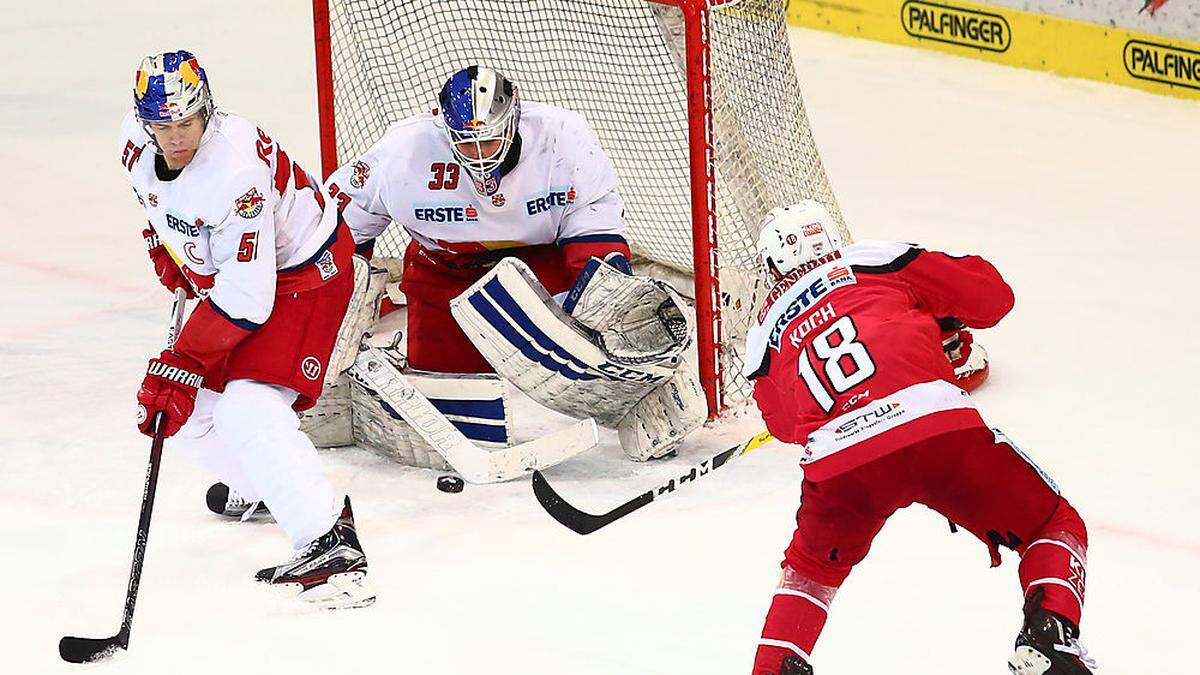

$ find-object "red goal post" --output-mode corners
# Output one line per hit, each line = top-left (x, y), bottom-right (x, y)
(311, 0), (848, 419)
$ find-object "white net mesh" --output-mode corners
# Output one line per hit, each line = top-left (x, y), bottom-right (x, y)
(322, 0), (848, 406)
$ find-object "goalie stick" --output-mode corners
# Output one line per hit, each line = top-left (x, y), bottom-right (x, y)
(59, 287), (188, 664)
(349, 346), (600, 483)
(531, 430), (776, 535)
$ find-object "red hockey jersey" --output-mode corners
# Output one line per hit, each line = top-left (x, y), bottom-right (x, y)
(743, 241), (1015, 481)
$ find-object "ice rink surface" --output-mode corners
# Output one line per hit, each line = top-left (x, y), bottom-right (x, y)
(2, 2), (1197, 673)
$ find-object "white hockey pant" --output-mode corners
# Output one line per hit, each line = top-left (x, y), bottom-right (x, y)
(172, 379), (338, 549)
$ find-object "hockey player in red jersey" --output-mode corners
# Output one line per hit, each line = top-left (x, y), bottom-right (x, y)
(121, 51), (372, 608)
(744, 201), (1094, 675)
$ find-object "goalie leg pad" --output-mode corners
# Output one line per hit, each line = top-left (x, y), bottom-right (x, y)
(617, 350), (707, 461)
(351, 356), (511, 469)
(299, 374), (354, 447)
(450, 258), (675, 428)
(326, 254), (388, 379)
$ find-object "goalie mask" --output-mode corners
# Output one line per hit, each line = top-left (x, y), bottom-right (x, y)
(755, 200), (845, 277)
(438, 66), (521, 194)
(133, 50), (214, 149)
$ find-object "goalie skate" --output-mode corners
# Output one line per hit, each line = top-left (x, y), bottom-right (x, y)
(254, 496), (375, 610)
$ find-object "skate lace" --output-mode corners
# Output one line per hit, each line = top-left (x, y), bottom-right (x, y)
(1054, 637), (1097, 670)
(227, 488), (263, 522)
(285, 538), (322, 565)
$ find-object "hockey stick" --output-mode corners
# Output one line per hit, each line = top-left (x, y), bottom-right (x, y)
(349, 346), (600, 483)
(59, 287), (188, 664)
(531, 430), (776, 535)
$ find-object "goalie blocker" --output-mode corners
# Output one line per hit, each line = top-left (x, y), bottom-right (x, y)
(450, 256), (705, 460)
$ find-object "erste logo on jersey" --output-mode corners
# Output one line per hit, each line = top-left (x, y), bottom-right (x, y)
(235, 187), (265, 219)
(349, 161), (370, 189)
(758, 251), (843, 323)
(767, 264), (858, 349)
(414, 201), (479, 223)
(165, 211), (200, 237)
(526, 186), (576, 216)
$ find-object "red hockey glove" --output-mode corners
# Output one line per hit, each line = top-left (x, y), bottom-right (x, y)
(136, 350), (204, 438)
(143, 225), (194, 298)
(941, 326), (990, 392)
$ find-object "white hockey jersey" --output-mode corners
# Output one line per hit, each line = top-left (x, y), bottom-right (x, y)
(326, 102), (626, 259)
(118, 110), (337, 327)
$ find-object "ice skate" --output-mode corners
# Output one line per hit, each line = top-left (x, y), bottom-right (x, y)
(205, 482), (273, 522)
(780, 655), (813, 675)
(1009, 590), (1096, 675)
(255, 496), (374, 610)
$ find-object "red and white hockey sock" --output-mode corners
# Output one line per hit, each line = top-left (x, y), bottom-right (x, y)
(1018, 501), (1088, 626)
(752, 566), (837, 673)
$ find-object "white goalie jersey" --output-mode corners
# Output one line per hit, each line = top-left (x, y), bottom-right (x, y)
(324, 101), (627, 260)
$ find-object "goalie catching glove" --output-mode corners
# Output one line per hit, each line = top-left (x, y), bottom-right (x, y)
(450, 256), (705, 460)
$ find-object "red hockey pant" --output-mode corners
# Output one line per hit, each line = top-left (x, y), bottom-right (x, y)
(752, 425), (1088, 673)
(399, 241), (575, 373)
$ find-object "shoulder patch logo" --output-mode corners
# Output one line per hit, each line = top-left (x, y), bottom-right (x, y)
(350, 160), (370, 189)
(235, 187), (266, 219)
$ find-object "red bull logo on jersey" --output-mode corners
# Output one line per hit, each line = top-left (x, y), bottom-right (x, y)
(349, 160), (370, 189)
(235, 187), (265, 219)
(802, 223), (823, 237)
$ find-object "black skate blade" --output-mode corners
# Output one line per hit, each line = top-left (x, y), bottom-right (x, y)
(58, 635), (125, 663)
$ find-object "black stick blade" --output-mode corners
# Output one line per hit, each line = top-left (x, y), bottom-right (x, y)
(59, 635), (125, 663)
(531, 470), (652, 535)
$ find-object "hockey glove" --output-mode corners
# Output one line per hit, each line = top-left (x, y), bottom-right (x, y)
(941, 325), (989, 392)
(143, 225), (195, 298)
(137, 350), (204, 438)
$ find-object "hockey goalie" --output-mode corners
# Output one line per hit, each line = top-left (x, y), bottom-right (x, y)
(302, 66), (706, 470)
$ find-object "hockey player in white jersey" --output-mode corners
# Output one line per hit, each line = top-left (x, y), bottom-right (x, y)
(323, 66), (705, 462)
(120, 50), (372, 608)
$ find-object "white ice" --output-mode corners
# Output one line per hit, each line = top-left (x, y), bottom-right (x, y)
(1, 2), (1197, 673)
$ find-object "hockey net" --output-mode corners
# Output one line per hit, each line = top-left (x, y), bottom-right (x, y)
(313, 0), (848, 416)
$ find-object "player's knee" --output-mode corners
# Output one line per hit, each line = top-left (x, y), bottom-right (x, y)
(212, 380), (300, 441)
(782, 546), (853, 589)
(1039, 497), (1088, 552)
